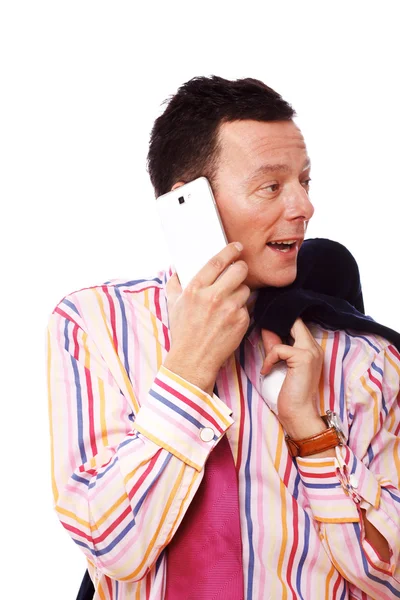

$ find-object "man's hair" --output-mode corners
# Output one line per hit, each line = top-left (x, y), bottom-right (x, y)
(146, 75), (296, 198)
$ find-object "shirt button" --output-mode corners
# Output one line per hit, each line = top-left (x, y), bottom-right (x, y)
(200, 427), (215, 442)
(349, 474), (359, 489)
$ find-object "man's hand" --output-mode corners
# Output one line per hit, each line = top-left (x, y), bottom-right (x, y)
(164, 242), (251, 396)
(260, 319), (325, 438)
(261, 325), (391, 561)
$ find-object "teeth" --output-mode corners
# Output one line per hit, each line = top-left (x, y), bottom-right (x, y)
(269, 240), (296, 245)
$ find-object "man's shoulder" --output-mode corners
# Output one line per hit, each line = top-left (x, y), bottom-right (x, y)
(50, 267), (170, 322)
(309, 323), (400, 395)
(309, 322), (396, 370)
(95, 271), (168, 295)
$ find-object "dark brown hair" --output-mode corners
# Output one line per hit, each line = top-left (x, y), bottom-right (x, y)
(146, 75), (296, 198)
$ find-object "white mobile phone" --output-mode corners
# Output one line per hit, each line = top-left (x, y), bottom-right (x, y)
(156, 177), (228, 289)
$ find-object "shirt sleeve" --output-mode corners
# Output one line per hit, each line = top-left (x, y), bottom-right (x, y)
(296, 344), (400, 599)
(46, 290), (233, 583)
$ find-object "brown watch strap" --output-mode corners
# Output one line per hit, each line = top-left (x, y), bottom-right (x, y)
(286, 427), (340, 458)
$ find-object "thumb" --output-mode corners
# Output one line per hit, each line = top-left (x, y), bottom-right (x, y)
(261, 328), (282, 355)
(260, 329), (283, 375)
(165, 272), (182, 311)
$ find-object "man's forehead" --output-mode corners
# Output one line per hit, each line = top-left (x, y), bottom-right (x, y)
(218, 120), (309, 178)
(248, 157), (311, 176)
(218, 119), (307, 156)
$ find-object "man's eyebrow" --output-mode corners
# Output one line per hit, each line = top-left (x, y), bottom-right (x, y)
(244, 158), (311, 187)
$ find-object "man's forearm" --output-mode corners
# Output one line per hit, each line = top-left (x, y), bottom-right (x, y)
(283, 414), (391, 561)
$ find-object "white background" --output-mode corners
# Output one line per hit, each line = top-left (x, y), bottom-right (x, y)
(1, 1), (399, 597)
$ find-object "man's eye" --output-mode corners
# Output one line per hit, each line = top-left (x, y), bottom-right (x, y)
(302, 178), (312, 188)
(262, 183), (279, 192)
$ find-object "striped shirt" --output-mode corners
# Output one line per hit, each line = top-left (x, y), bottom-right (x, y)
(46, 266), (400, 599)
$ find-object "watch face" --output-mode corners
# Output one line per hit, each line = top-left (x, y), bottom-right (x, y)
(326, 410), (346, 444)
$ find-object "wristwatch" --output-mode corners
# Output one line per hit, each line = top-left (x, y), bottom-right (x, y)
(285, 410), (346, 458)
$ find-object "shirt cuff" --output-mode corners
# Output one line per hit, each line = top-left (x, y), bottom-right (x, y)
(134, 365), (234, 471)
(296, 445), (381, 523)
(336, 444), (381, 508)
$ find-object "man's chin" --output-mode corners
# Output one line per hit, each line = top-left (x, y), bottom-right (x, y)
(250, 267), (297, 290)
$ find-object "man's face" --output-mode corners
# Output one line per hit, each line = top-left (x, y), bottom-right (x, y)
(212, 119), (314, 290)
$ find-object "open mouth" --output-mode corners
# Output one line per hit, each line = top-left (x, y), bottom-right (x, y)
(266, 240), (297, 254)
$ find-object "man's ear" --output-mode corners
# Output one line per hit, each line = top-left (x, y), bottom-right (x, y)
(171, 181), (186, 191)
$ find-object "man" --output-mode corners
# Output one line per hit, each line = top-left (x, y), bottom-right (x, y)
(47, 76), (400, 599)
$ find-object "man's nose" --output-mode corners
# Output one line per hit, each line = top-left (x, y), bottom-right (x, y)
(286, 187), (314, 222)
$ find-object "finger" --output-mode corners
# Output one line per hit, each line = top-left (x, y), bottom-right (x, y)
(230, 283), (252, 308)
(261, 329), (282, 356)
(290, 319), (323, 365)
(193, 241), (245, 288)
(290, 318), (315, 348)
(260, 344), (300, 375)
